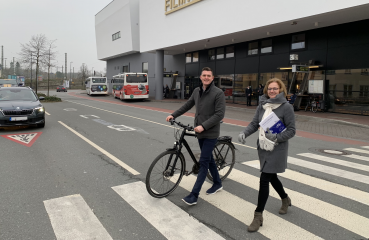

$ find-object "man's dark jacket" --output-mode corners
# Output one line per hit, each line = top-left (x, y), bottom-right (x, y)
(246, 87), (252, 97)
(171, 82), (225, 139)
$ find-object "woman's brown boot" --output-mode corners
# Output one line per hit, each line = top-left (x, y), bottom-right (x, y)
(279, 196), (291, 214)
(247, 211), (263, 232)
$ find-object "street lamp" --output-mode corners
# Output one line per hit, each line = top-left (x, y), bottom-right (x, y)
(91, 67), (94, 77)
(70, 62), (73, 89)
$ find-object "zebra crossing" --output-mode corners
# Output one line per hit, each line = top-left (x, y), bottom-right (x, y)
(42, 146), (369, 239)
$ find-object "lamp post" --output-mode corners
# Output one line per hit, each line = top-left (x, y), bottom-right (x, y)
(70, 62), (73, 89)
(91, 67), (94, 77)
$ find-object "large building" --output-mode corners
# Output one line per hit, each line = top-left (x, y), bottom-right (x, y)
(95, 0), (369, 115)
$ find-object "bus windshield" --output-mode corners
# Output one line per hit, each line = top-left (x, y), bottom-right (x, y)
(92, 78), (106, 83)
(126, 74), (147, 83)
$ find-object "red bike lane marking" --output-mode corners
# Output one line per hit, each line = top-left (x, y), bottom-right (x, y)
(1, 132), (42, 147)
(68, 92), (369, 146)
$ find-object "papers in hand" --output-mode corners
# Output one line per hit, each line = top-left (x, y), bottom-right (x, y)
(259, 111), (286, 134)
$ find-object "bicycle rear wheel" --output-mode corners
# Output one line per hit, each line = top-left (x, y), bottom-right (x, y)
(207, 141), (235, 182)
(146, 150), (185, 198)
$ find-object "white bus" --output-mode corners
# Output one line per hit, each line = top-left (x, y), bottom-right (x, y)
(111, 73), (149, 100)
(85, 77), (108, 95)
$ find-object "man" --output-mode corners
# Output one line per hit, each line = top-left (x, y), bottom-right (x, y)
(166, 67), (226, 205)
(246, 85), (252, 106)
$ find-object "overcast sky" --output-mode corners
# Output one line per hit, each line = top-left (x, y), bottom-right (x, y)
(0, 0), (113, 74)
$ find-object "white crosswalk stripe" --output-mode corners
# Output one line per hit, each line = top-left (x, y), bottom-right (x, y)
(112, 181), (225, 240)
(361, 146), (369, 149)
(288, 156), (369, 184)
(243, 160), (369, 206)
(344, 147), (369, 155)
(175, 175), (322, 240)
(44, 194), (113, 240)
(298, 153), (369, 172)
(343, 154), (369, 162)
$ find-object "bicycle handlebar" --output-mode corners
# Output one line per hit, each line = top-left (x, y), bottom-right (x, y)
(170, 119), (194, 131)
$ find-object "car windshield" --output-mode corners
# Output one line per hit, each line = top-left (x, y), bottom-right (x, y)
(0, 89), (38, 101)
(92, 78), (106, 83)
(126, 74), (147, 83)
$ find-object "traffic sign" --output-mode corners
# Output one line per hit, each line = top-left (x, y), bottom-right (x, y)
(1, 132), (42, 147)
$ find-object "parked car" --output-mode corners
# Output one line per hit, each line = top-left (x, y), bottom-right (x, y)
(56, 85), (67, 92)
(0, 79), (21, 87)
(0, 87), (45, 128)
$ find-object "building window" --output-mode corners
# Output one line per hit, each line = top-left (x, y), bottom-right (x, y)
(261, 39), (272, 53)
(112, 31), (121, 41)
(360, 85), (369, 97)
(217, 48), (224, 59)
(343, 85), (353, 97)
(186, 53), (192, 63)
(208, 49), (215, 60)
(192, 52), (199, 62)
(142, 62), (148, 73)
(248, 42), (258, 55)
(291, 33), (305, 50)
(226, 46), (234, 58)
(123, 65), (129, 72)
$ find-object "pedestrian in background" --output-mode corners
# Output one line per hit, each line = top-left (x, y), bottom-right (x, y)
(166, 67), (225, 205)
(258, 84), (264, 105)
(238, 78), (296, 232)
(165, 84), (170, 98)
(246, 86), (252, 106)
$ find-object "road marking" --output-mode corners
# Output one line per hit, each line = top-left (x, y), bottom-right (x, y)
(243, 160), (369, 206)
(288, 157), (369, 184)
(1, 132), (42, 147)
(362, 146), (369, 149)
(298, 153), (369, 172)
(59, 121), (139, 175)
(63, 108), (77, 111)
(343, 154), (369, 162)
(225, 167), (369, 237)
(112, 181), (224, 240)
(66, 100), (257, 150)
(107, 125), (136, 132)
(344, 148), (369, 155)
(176, 175), (321, 240)
(45, 111), (51, 115)
(44, 194), (113, 240)
(80, 115), (100, 119)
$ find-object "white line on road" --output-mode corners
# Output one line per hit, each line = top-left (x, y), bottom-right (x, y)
(44, 194), (113, 240)
(243, 160), (369, 206)
(298, 153), (369, 172)
(176, 175), (322, 240)
(226, 167), (369, 237)
(362, 146), (369, 149)
(343, 154), (369, 162)
(344, 148), (369, 155)
(65, 100), (257, 150)
(45, 111), (51, 116)
(113, 181), (224, 240)
(58, 121), (139, 175)
(288, 156), (369, 184)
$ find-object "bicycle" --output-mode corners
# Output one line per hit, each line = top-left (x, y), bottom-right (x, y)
(305, 96), (318, 113)
(145, 119), (236, 198)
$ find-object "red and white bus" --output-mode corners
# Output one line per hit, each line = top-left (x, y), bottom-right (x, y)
(111, 73), (149, 100)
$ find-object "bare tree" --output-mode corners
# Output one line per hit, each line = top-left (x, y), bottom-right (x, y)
(19, 34), (48, 93)
(79, 64), (89, 81)
(42, 39), (57, 96)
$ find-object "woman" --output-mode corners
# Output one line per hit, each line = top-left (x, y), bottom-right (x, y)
(238, 78), (296, 232)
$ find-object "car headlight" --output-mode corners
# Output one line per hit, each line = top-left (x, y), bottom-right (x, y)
(35, 106), (45, 113)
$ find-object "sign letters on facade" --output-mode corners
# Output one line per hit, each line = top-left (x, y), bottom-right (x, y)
(165, 0), (202, 15)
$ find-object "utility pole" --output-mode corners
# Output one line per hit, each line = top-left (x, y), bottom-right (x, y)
(13, 57), (15, 75)
(70, 61), (73, 89)
(65, 53), (67, 86)
(1, 46), (3, 78)
(30, 53), (32, 88)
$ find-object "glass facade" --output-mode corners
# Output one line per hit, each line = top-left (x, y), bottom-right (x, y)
(326, 68), (369, 115)
(233, 73), (258, 104)
(192, 52), (199, 62)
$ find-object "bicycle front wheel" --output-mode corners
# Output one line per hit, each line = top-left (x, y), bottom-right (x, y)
(207, 141), (236, 182)
(145, 150), (185, 198)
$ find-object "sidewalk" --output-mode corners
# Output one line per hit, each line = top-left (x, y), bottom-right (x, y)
(148, 97), (369, 143)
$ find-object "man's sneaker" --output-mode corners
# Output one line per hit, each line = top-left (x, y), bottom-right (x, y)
(182, 193), (198, 205)
(206, 185), (223, 195)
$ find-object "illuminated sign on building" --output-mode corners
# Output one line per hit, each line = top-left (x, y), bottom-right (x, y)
(165, 0), (202, 15)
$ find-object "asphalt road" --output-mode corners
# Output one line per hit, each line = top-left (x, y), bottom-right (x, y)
(0, 90), (368, 240)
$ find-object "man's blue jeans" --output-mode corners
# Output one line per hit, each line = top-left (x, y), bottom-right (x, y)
(191, 138), (222, 197)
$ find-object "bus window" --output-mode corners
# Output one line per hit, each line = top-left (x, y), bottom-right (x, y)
(126, 74), (147, 83)
(92, 78), (106, 83)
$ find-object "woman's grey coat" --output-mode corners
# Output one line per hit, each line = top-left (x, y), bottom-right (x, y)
(242, 93), (296, 173)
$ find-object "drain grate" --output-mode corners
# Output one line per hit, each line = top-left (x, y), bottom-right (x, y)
(308, 147), (350, 156)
